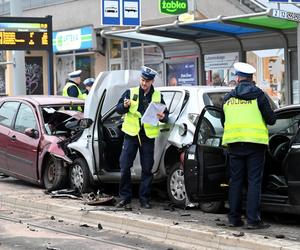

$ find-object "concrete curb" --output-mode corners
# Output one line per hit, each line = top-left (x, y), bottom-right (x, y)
(1, 195), (300, 250)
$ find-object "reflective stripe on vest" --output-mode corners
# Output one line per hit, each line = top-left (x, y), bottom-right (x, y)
(62, 82), (87, 100)
(222, 97), (268, 145)
(62, 82), (85, 111)
(122, 87), (161, 138)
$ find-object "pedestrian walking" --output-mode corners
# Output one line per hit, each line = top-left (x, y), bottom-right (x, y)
(62, 70), (87, 100)
(115, 66), (169, 210)
(222, 62), (276, 229)
(83, 77), (95, 94)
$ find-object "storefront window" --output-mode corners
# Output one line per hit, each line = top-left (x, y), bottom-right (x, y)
(110, 39), (122, 59)
(247, 49), (285, 107)
(56, 55), (74, 95)
(76, 54), (93, 92)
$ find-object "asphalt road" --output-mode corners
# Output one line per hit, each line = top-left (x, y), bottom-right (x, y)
(0, 175), (300, 249)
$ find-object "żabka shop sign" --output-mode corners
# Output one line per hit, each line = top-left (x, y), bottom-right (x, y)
(160, 0), (188, 15)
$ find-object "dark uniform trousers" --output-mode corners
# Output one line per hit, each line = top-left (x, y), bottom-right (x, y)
(228, 142), (266, 225)
(119, 134), (155, 204)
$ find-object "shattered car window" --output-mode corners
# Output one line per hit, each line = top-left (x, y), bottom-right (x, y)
(42, 105), (84, 135)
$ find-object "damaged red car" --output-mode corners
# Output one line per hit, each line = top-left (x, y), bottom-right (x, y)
(0, 95), (84, 191)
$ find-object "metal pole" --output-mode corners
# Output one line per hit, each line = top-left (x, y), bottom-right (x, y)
(47, 15), (54, 95)
(297, 23), (300, 104)
(10, 0), (26, 96)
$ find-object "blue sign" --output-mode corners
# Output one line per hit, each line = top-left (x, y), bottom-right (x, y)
(52, 26), (94, 53)
(102, 0), (120, 25)
(101, 0), (140, 26)
(167, 60), (197, 86)
(123, 0), (141, 26)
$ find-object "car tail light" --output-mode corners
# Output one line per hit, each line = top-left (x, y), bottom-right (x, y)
(188, 113), (199, 126)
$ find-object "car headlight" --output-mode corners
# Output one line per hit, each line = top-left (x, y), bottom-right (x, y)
(188, 113), (199, 126)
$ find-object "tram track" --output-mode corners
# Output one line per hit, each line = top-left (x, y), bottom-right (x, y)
(0, 214), (143, 250)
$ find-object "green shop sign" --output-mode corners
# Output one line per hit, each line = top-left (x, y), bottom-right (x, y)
(160, 0), (188, 15)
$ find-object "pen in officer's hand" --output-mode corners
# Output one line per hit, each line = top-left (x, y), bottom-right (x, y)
(124, 98), (130, 108)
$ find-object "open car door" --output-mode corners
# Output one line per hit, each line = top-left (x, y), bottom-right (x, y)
(184, 106), (228, 203)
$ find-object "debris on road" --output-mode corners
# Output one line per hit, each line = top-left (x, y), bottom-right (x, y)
(233, 232), (245, 237)
(82, 192), (115, 206)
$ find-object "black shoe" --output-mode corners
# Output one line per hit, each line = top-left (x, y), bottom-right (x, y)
(115, 200), (132, 210)
(245, 221), (270, 230)
(228, 220), (244, 227)
(140, 202), (152, 209)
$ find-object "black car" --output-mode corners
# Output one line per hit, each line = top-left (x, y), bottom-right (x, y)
(184, 105), (300, 214)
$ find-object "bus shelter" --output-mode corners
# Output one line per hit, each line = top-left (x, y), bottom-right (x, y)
(102, 9), (300, 106)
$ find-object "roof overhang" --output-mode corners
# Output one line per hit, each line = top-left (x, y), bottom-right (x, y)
(101, 9), (299, 52)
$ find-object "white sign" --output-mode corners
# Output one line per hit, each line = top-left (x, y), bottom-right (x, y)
(104, 0), (119, 18)
(205, 52), (239, 71)
(271, 9), (300, 22)
(56, 29), (81, 51)
(124, 1), (138, 18)
(101, 0), (141, 26)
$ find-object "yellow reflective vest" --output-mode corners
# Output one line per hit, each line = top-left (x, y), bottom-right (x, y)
(121, 87), (161, 138)
(62, 82), (87, 100)
(62, 82), (86, 111)
(222, 97), (268, 145)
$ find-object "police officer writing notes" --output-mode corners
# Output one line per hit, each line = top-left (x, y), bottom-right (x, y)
(222, 62), (276, 229)
(115, 66), (169, 210)
(63, 70), (87, 100)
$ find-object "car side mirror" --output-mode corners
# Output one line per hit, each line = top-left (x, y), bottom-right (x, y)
(24, 128), (39, 138)
(79, 118), (93, 128)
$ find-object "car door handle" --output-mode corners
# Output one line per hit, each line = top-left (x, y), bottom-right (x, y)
(11, 135), (16, 141)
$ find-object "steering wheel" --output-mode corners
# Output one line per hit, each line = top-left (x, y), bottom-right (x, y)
(268, 134), (290, 162)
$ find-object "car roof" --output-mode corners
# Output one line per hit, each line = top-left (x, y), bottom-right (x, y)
(0, 95), (85, 106)
(157, 85), (233, 93)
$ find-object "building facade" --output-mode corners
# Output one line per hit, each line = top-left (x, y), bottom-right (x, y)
(0, 0), (293, 106)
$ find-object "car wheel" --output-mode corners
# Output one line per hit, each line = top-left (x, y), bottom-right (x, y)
(199, 201), (224, 213)
(167, 162), (186, 206)
(69, 158), (91, 193)
(43, 156), (67, 191)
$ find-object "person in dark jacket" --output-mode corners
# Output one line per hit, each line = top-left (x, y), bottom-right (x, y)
(115, 66), (169, 210)
(83, 77), (95, 94)
(222, 62), (276, 230)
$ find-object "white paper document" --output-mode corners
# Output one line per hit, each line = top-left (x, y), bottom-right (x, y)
(141, 102), (166, 126)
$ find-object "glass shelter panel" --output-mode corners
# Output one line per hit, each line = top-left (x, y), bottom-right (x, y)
(204, 52), (239, 86)
(246, 49), (285, 107)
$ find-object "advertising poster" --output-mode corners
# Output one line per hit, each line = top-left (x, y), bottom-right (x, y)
(166, 59), (197, 86)
(25, 57), (43, 95)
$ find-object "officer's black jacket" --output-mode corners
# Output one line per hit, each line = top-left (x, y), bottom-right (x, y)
(222, 80), (276, 126)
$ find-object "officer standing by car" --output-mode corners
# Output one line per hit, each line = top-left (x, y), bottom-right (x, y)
(62, 70), (87, 100)
(83, 77), (95, 94)
(222, 62), (276, 229)
(115, 66), (169, 210)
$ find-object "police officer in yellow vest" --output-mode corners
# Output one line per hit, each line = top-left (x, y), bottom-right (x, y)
(62, 70), (87, 100)
(222, 62), (276, 229)
(115, 66), (169, 210)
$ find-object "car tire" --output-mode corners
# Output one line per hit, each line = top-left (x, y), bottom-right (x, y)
(199, 201), (224, 213)
(43, 156), (67, 191)
(167, 162), (186, 206)
(69, 158), (91, 193)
